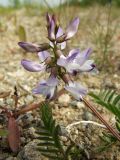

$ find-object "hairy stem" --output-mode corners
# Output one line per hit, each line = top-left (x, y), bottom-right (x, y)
(82, 97), (120, 141)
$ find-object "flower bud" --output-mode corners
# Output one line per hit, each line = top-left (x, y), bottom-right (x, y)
(38, 43), (50, 51)
(18, 42), (50, 52)
(56, 49), (63, 58)
(56, 34), (67, 43)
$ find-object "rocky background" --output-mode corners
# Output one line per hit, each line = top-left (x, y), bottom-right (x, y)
(0, 5), (120, 160)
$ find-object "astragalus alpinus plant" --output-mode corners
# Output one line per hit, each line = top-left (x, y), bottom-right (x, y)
(18, 13), (95, 100)
(18, 13), (120, 159)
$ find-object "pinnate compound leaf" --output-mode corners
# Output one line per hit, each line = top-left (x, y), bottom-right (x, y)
(89, 89), (120, 120)
(89, 89), (120, 149)
(37, 103), (65, 159)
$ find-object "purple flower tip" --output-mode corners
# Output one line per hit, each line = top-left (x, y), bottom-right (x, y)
(18, 42), (40, 52)
(21, 59), (45, 72)
(66, 17), (80, 40)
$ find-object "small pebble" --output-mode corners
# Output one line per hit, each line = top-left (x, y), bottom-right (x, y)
(77, 102), (85, 109)
(26, 95), (34, 103)
(58, 94), (71, 104)
(0, 99), (4, 106)
(60, 136), (68, 142)
(6, 98), (13, 105)
(0, 73), (4, 80)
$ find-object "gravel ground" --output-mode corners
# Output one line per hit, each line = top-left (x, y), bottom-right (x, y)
(0, 6), (120, 160)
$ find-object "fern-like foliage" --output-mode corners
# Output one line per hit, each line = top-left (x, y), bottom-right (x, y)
(89, 89), (120, 150)
(96, 132), (117, 152)
(36, 103), (88, 159)
(89, 89), (120, 119)
(36, 103), (65, 160)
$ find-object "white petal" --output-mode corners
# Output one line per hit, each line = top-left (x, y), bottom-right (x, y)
(66, 17), (80, 39)
(38, 51), (50, 62)
(57, 55), (67, 67)
(60, 41), (66, 50)
(79, 60), (94, 72)
(65, 81), (87, 100)
(32, 75), (58, 99)
(56, 27), (64, 39)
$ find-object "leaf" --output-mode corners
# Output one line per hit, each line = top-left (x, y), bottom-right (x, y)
(116, 122), (120, 132)
(38, 148), (59, 153)
(37, 136), (53, 141)
(89, 90), (120, 120)
(89, 89), (120, 148)
(113, 95), (120, 106)
(36, 131), (50, 136)
(16, 103), (41, 115)
(42, 153), (61, 160)
(37, 103), (65, 159)
(8, 117), (20, 153)
(18, 25), (27, 41)
(107, 90), (116, 103)
(37, 142), (55, 146)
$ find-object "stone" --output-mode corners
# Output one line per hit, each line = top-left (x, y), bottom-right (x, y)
(58, 94), (71, 104)
(0, 73), (4, 80)
(76, 102), (85, 109)
(17, 140), (46, 160)
(26, 95), (34, 103)
(6, 157), (14, 160)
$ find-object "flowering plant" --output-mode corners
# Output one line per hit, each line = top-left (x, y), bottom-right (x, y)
(18, 14), (120, 157)
(18, 13), (96, 101)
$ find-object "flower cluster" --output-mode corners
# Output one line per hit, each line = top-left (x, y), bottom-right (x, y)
(18, 13), (96, 101)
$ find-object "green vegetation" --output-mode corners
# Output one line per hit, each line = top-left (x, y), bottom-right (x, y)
(37, 103), (86, 160)
(89, 89), (120, 151)
(68, 0), (120, 6)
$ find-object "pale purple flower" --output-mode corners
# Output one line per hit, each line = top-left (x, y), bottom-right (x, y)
(48, 24), (66, 50)
(46, 13), (80, 49)
(21, 51), (50, 72)
(46, 13), (56, 41)
(21, 60), (46, 72)
(49, 18), (56, 40)
(65, 81), (87, 100)
(32, 75), (58, 99)
(55, 27), (66, 50)
(18, 42), (50, 53)
(38, 51), (50, 62)
(18, 42), (40, 52)
(65, 17), (80, 40)
(57, 48), (95, 74)
(18, 13), (97, 101)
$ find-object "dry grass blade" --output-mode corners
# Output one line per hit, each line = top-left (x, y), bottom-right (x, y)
(15, 102), (45, 116)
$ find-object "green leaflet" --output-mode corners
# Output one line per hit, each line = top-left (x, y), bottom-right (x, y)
(37, 103), (84, 159)
(36, 103), (84, 160)
(89, 89), (120, 151)
(37, 103), (65, 160)
(89, 89), (120, 119)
